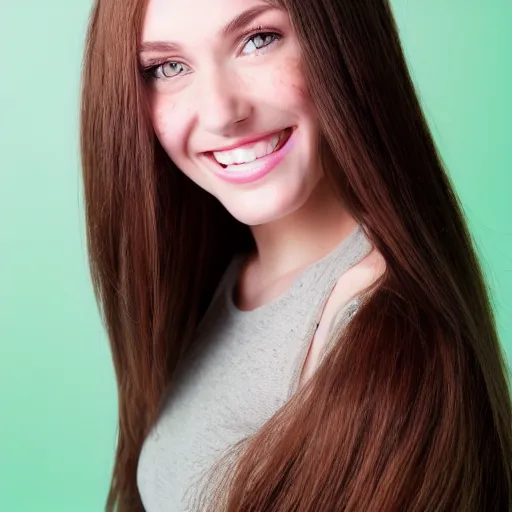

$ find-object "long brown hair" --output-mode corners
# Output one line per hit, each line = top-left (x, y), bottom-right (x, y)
(80, 0), (512, 510)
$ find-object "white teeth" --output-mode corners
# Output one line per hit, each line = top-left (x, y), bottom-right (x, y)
(213, 132), (282, 166)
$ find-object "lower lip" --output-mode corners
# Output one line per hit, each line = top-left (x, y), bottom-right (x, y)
(209, 129), (295, 185)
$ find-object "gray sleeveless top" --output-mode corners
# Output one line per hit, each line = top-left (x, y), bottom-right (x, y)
(137, 225), (373, 511)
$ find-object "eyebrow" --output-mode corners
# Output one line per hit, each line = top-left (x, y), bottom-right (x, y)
(138, 4), (275, 55)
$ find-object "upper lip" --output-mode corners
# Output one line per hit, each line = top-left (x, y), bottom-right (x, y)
(204, 128), (288, 153)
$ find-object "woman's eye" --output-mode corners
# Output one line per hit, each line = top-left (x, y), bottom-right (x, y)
(142, 31), (280, 81)
(241, 32), (281, 55)
(153, 62), (190, 79)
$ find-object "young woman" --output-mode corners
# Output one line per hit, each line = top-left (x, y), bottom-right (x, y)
(80, 0), (512, 510)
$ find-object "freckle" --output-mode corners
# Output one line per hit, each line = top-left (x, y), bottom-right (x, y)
(284, 57), (303, 76)
(284, 57), (306, 82)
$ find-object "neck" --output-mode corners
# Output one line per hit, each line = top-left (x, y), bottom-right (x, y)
(249, 177), (358, 280)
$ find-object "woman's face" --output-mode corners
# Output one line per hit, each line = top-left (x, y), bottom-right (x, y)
(140, 0), (323, 226)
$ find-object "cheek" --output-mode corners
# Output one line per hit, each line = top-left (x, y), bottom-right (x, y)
(151, 95), (190, 157)
(271, 57), (311, 109)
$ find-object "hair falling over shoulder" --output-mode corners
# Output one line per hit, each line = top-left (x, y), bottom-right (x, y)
(80, 0), (512, 510)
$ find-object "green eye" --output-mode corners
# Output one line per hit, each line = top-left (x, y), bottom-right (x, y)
(242, 32), (281, 55)
(156, 62), (189, 79)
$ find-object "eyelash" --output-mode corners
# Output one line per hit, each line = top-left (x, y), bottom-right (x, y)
(140, 26), (282, 81)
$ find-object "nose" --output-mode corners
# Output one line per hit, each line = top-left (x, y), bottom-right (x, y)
(195, 66), (252, 136)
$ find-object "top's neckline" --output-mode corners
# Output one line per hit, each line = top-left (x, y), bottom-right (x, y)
(224, 224), (366, 317)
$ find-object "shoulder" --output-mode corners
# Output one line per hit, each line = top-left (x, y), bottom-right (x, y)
(299, 247), (386, 386)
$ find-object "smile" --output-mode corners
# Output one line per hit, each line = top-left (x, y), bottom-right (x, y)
(203, 127), (296, 185)
(209, 128), (293, 167)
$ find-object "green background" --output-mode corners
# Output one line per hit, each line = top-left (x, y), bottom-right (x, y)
(1, 1), (510, 510)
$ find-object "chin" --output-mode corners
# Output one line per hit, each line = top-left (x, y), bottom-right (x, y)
(220, 185), (314, 227)
(227, 208), (284, 227)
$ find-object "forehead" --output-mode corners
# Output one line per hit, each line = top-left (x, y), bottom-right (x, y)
(141, 0), (275, 43)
